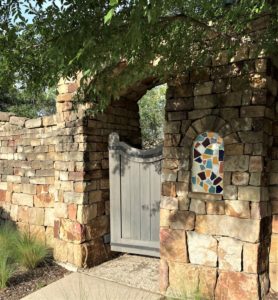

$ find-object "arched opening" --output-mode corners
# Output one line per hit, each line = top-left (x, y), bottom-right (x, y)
(138, 84), (167, 149)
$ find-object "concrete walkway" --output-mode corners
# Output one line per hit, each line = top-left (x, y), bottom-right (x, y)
(22, 255), (163, 300)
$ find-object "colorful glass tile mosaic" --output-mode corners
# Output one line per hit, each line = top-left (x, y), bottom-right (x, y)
(192, 132), (224, 194)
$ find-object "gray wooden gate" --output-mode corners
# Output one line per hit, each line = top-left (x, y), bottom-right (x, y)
(108, 133), (162, 257)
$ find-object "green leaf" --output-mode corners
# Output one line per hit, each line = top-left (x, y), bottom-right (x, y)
(110, 0), (119, 6)
(104, 8), (115, 24)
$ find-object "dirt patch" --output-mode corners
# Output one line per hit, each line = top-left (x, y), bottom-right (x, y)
(0, 262), (70, 300)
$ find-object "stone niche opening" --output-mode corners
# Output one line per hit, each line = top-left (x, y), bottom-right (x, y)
(192, 132), (224, 194)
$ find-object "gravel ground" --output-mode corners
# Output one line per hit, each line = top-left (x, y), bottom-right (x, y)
(0, 262), (70, 300)
(81, 254), (160, 294)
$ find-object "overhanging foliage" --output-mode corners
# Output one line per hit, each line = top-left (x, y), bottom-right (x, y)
(0, 0), (277, 111)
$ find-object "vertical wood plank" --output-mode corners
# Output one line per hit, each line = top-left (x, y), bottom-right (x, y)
(109, 150), (121, 243)
(130, 160), (141, 240)
(121, 155), (131, 239)
(150, 160), (161, 242)
(140, 162), (151, 241)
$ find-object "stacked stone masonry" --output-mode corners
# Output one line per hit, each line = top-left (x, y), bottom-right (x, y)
(160, 52), (278, 299)
(0, 78), (142, 268)
(0, 50), (277, 300)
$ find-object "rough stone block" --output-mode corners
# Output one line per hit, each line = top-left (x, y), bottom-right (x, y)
(12, 193), (33, 207)
(44, 208), (54, 227)
(215, 271), (260, 300)
(160, 209), (171, 227)
(194, 81), (213, 96)
(273, 215), (278, 234)
(270, 234), (278, 263)
(198, 267), (217, 300)
(224, 156), (249, 172)
(241, 106), (265, 118)
(226, 144), (244, 156)
(7, 175), (21, 183)
(238, 186), (261, 202)
(170, 210), (195, 230)
(218, 237), (242, 271)
(231, 118), (252, 131)
(64, 192), (85, 204)
(54, 202), (68, 218)
(0, 112), (11, 121)
(232, 172), (249, 186)
(160, 229), (188, 263)
(223, 185), (238, 200)
(160, 196), (178, 210)
(225, 200), (250, 218)
(244, 242), (268, 273)
(250, 173), (262, 186)
(249, 156), (264, 172)
(195, 215), (260, 243)
(89, 191), (102, 203)
(187, 231), (217, 267)
(54, 239), (68, 263)
(85, 215), (109, 240)
(189, 199), (205, 214)
(162, 182), (176, 197)
(77, 204), (97, 224)
(17, 206), (29, 223)
(29, 207), (45, 226)
(25, 118), (42, 129)
(206, 201), (225, 215)
(68, 203), (77, 220)
(218, 91), (242, 107)
(45, 226), (55, 248)
(269, 263), (278, 292)
(60, 219), (85, 243)
(194, 95), (218, 109)
(10, 116), (26, 127)
(21, 184), (36, 195)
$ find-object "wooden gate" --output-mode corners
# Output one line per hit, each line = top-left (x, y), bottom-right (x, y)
(109, 133), (162, 257)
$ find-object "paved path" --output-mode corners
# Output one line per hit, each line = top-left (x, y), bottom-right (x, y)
(22, 255), (163, 300)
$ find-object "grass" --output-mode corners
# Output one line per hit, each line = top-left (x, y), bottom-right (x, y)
(15, 232), (50, 270)
(0, 223), (50, 289)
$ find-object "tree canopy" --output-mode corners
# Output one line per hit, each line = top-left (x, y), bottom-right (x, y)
(0, 0), (277, 111)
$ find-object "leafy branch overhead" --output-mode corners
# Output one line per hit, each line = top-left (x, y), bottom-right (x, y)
(0, 0), (277, 111)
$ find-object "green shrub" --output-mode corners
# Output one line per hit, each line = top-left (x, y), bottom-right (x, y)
(0, 223), (19, 259)
(15, 232), (50, 270)
(0, 254), (15, 289)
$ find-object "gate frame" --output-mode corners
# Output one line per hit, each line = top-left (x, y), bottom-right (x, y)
(108, 132), (163, 257)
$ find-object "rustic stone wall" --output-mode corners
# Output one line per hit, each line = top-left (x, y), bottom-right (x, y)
(53, 78), (143, 267)
(269, 59), (278, 294)
(0, 112), (57, 247)
(0, 77), (143, 268)
(0, 49), (277, 299)
(160, 52), (275, 299)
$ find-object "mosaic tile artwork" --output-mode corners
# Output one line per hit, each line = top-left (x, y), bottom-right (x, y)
(192, 132), (224, 194)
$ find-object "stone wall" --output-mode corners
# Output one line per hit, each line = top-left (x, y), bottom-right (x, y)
(0, 112), (57, 246)
(160, 52), (276, 299)
(269, 59), (278, 294)
(0, 77), (145, 268)
(0, 49), (277, 299)
(53, 78), (143, 267)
